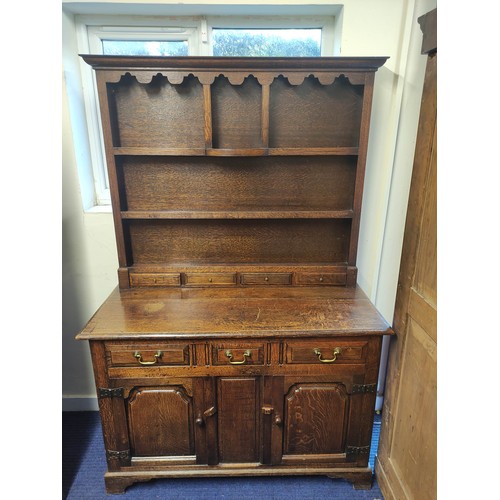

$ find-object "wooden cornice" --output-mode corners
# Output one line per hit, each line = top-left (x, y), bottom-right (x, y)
(418, 8), (437, 54)
(80, 55), (389, 73)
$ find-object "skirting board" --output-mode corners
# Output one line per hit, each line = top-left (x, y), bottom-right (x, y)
(62, 396), (99, 412)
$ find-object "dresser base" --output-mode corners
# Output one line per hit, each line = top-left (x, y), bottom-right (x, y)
(104, 466), (373, 494)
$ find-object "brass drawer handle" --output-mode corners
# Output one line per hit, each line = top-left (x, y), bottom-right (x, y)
(225, 349), (251, 365)
(134, 350), (162, 365)
(313, 347), (341, 363)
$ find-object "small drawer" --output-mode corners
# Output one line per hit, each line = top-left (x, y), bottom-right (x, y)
(240, 272), (292, 285)
(184, 272), (237, 286)
(212, 343), (265, 366)
(107, 344), (190, 367)
(295, 272), (347, 286)
(129, 272), (180, 287)
(285, 340), (368, 365)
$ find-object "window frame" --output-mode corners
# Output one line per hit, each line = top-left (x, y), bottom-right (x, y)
(76, 16), (202, 206)
(75, 14), (336, 208)
(206, 16), (335, 57)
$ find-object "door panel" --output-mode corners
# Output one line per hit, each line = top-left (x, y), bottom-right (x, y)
(217, 377), (260, 462)
(261, 376), (285, 465)
(127, 386), (194, 457)
(193, 377), (218, 465)
(283, 383), (348, 455)
(389, 318), (436, 497)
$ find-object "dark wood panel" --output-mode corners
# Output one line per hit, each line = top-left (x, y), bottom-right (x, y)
(212, 76), (262, 149)
(127, 219), (351, 265)
(295, 272), (347, 286)
(270, 76), (363, 148)
(89, 341), (131, 470)
(284, 383), (348, 455)
(285, 339), (368, 364)
(129, 272), (180, 287)
(120, 156), (357, 212)
(184, 272), (237, 286)
(127, 386), (194, 457)
(109, 74), (205, 148)
(193, 377), (218, 465)
(107, 343), (189, 367)
(211, 342), (265, 366)
(217, 378), (259, 462)
(240, 272), (292, 285)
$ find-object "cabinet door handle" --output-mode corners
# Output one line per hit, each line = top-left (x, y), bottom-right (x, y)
(134, 350), (162, 365)
(195, 413), (204, 427)
(203, 406), (217, 418)
(195, 406), (217, 426)
(261, 405), (282, 425)
(225, 349), (251, 365)
(313, 347), (341, 363)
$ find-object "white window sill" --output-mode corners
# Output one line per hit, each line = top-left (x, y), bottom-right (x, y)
(85, 205), (112, 214)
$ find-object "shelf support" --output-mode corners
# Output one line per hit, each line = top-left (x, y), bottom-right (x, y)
(203, 84), (213, 149)
(349, 72), (375, 266)
(261, 84), (270, 148)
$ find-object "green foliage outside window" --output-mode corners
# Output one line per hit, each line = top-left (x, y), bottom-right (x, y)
(102, 40), (188, 56)
(213, 30), (321, 57)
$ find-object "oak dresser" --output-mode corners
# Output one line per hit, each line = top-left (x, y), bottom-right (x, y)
(76, 55), (392, 494)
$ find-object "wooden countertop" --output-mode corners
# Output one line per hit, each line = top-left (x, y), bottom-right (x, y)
(76, 286), (393, 340)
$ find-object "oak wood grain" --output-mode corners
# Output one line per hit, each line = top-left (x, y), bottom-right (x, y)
(120, 156), (357, 213)
(77, 286), (391, 340)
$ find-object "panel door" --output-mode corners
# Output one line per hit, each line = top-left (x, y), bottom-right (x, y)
(212, 376), (284, 465)
(126, 384), (196, 459)
(123, 376), (282, 466)
(376, 8), (437, 500)
(217, 377), (261, 463)
(282, 382), (350, 462)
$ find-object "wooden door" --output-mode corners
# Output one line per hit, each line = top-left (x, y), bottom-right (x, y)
(127, 385), (195, 457)
(217, 377), (261, 463)
(376, 8), (437, 500)
(283, 382), (349, 458)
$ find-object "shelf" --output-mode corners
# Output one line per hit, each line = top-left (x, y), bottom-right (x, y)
(121, 210), (354, 220)
(129, 263), (350, 271)
(113, 147), (359, 157)
(114, 147), (206, 156)
(207, 148), (267, 157)
(268, 147), (359, 156)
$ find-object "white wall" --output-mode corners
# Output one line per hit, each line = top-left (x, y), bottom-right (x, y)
(62, 0), (436, 409)
(63, 10), (118, 409)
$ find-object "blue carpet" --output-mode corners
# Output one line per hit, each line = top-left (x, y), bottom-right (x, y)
(63, 412), (383, 499)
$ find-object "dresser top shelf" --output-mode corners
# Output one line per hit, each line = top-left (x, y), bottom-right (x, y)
(77, 286), (392, 340)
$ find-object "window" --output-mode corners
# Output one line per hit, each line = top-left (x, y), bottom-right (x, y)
(102, 40), (189, 56)
(212, 29), (322, 57)
(75, 15), (335, 208)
